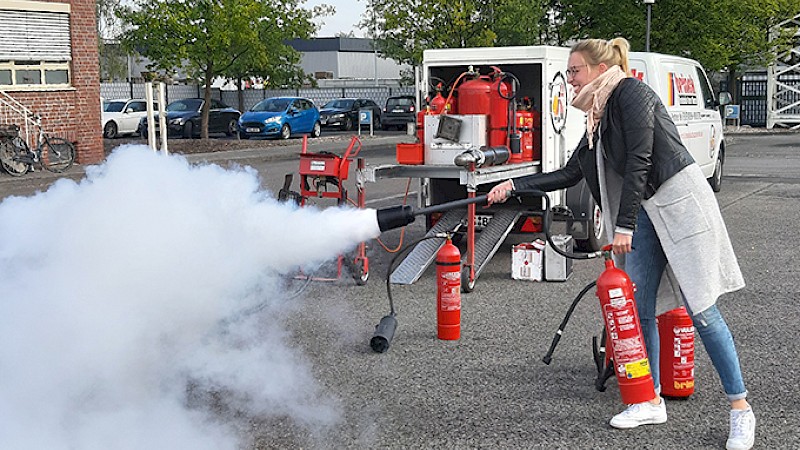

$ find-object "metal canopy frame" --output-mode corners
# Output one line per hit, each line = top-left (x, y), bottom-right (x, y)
(767, 13), (800, 129)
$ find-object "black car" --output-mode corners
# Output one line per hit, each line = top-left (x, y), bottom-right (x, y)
(138, 98), (240, 138)
(381, 95), (417, 130)
(319, 98), (381, 131)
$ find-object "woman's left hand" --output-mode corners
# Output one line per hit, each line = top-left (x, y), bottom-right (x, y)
(611, 233), (633, 255)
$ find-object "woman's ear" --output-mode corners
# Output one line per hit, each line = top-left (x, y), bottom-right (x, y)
(597, 62), (609, 74)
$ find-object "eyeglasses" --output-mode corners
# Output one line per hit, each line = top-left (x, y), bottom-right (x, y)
(566, 65), (588, 78)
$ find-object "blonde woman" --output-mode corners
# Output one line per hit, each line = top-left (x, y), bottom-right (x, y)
(488, 38), (755, 450)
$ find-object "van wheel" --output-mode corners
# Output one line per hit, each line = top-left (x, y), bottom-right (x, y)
(709, 154), (723, 192)
(575, 200), (604, 252)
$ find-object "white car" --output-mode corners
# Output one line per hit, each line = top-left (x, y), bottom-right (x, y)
(102, 98), (158, 139)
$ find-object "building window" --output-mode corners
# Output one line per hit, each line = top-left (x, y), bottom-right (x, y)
(0, 3), (72, 90)
(0, 61), (71, 87)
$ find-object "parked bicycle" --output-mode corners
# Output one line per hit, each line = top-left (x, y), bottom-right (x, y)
(0, 114), (75, 176)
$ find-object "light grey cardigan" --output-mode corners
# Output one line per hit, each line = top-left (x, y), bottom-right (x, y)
(597, 136), (745, 316)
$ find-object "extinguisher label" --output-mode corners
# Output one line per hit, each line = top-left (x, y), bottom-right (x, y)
(624, 358), (652, 379)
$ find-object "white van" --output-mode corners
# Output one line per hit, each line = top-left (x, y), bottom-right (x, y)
(629, 52), (728, 192)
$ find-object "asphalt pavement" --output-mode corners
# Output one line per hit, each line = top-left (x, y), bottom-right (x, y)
(1, 130), (798, 449)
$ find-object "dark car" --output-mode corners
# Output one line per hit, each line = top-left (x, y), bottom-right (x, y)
(319, 98), (381, 131)
(138, 98), (240, 138)
(238, 97), (320, 140)
(381, 95), (417, 131)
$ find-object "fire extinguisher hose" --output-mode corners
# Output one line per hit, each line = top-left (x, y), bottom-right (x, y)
(541, 279), (597, 365)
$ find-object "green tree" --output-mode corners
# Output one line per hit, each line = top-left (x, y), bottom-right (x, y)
(364, 0), (496, 66)
(117, 0), (327, 138)
(547, 0), (800, 72)
(363, 0), (548, 87)
(96, 0), (128, 81)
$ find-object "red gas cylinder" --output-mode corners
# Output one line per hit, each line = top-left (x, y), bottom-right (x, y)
(658, 307), (696, 398)
(429, 91), (455, 114)
(595, 248), (657, 405)
(436, 237), (461, 340)
(416, 109), (427, 143)
(515, 110), (533, 163)
(530, 109), (541, 161)
(457, 69), (511, 148)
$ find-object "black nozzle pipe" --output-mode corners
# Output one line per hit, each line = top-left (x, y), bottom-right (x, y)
(415, 194), (489, 216)
(370, 314), (398, 353)
(375, 196), (490, 233)
(376, 205), (415, 232)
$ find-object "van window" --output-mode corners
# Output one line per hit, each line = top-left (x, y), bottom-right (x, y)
(695, 67), (716, 110)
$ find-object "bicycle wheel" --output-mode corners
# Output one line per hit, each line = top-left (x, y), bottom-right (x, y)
(0, 137), (31, 176)
(41, 136), (75, 173)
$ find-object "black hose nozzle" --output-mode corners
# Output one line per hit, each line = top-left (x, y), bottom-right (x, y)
(370, 314), (398, 353)
(376, 205), (415, 232)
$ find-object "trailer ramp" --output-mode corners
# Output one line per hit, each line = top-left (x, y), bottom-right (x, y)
(390, 208), (522, 288)
(468, 209), (522, 283)
(390, 209), (465, 285)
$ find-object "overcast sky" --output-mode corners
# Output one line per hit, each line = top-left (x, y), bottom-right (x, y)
(307, 0), (367, 37)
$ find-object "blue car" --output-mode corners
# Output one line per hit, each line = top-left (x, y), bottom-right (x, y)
(238, 97), (321, 139)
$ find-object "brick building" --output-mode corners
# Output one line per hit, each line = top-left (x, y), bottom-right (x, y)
(0, 0), (102, 164)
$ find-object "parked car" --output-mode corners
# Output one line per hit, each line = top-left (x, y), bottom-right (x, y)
(102, 98), (157, 139)
(319, 98), (381, 131)
(381, 95), (416, 131)
(138, 98), (240, 138)
(238, 97), (321, 140)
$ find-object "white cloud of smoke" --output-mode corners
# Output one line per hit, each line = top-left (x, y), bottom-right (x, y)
(0, 146), (380, 449)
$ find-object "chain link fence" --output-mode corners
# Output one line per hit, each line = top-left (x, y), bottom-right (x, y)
(101, 83), (415, 112)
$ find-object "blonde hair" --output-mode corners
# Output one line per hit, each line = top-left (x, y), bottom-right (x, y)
(571, 38), (630, 76)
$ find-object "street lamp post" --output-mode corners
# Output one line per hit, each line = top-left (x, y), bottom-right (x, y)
(644, 0), (655, 52)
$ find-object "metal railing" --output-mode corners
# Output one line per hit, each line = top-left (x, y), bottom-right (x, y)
(0, 89), (36, 148)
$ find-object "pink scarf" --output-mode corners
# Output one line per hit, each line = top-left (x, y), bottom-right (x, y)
(571, 65), (627, 149)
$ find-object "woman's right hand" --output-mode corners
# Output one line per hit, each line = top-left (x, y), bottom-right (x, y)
(487, 179), (514, 205)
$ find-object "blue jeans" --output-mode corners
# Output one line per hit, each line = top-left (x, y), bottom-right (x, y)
(626, 208), (747, 402)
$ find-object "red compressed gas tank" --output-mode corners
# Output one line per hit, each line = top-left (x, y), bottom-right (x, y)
(658, 307), (695, 398)
(596, 252), (657, 405)
(457, 73), (510, 147)
(436, 238), (461, 340)
(416, 109), (427, 143)
(430, 91), (455, 114)
(530, 109), (541, 161)
(515, 110), (533, 162)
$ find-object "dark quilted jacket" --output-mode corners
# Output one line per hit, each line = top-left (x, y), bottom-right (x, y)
(513, 77), (695, 231)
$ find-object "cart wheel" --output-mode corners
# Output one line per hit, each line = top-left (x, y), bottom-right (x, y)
(461, 266), (475, 293)
(354, 263), (369, 286)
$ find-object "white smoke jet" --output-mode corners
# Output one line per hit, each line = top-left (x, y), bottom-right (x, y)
(0, 145), (381, 450)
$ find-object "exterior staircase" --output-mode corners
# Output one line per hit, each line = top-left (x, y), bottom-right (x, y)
(0, 89), (37, 146)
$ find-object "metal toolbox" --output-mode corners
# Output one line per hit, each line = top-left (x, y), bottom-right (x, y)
(423, 114), (487, 165)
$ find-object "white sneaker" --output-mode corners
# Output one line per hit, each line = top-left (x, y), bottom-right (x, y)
(726, 407), (756, 450)
(609, 398), (668, 429)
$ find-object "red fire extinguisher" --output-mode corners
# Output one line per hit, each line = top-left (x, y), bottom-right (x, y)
(595, 246), (657, 404)
(658, 307), (695, 398)
(436, 236), (461, 340)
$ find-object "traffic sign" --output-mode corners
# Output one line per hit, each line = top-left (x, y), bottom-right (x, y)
(359, 109), (372, 125)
